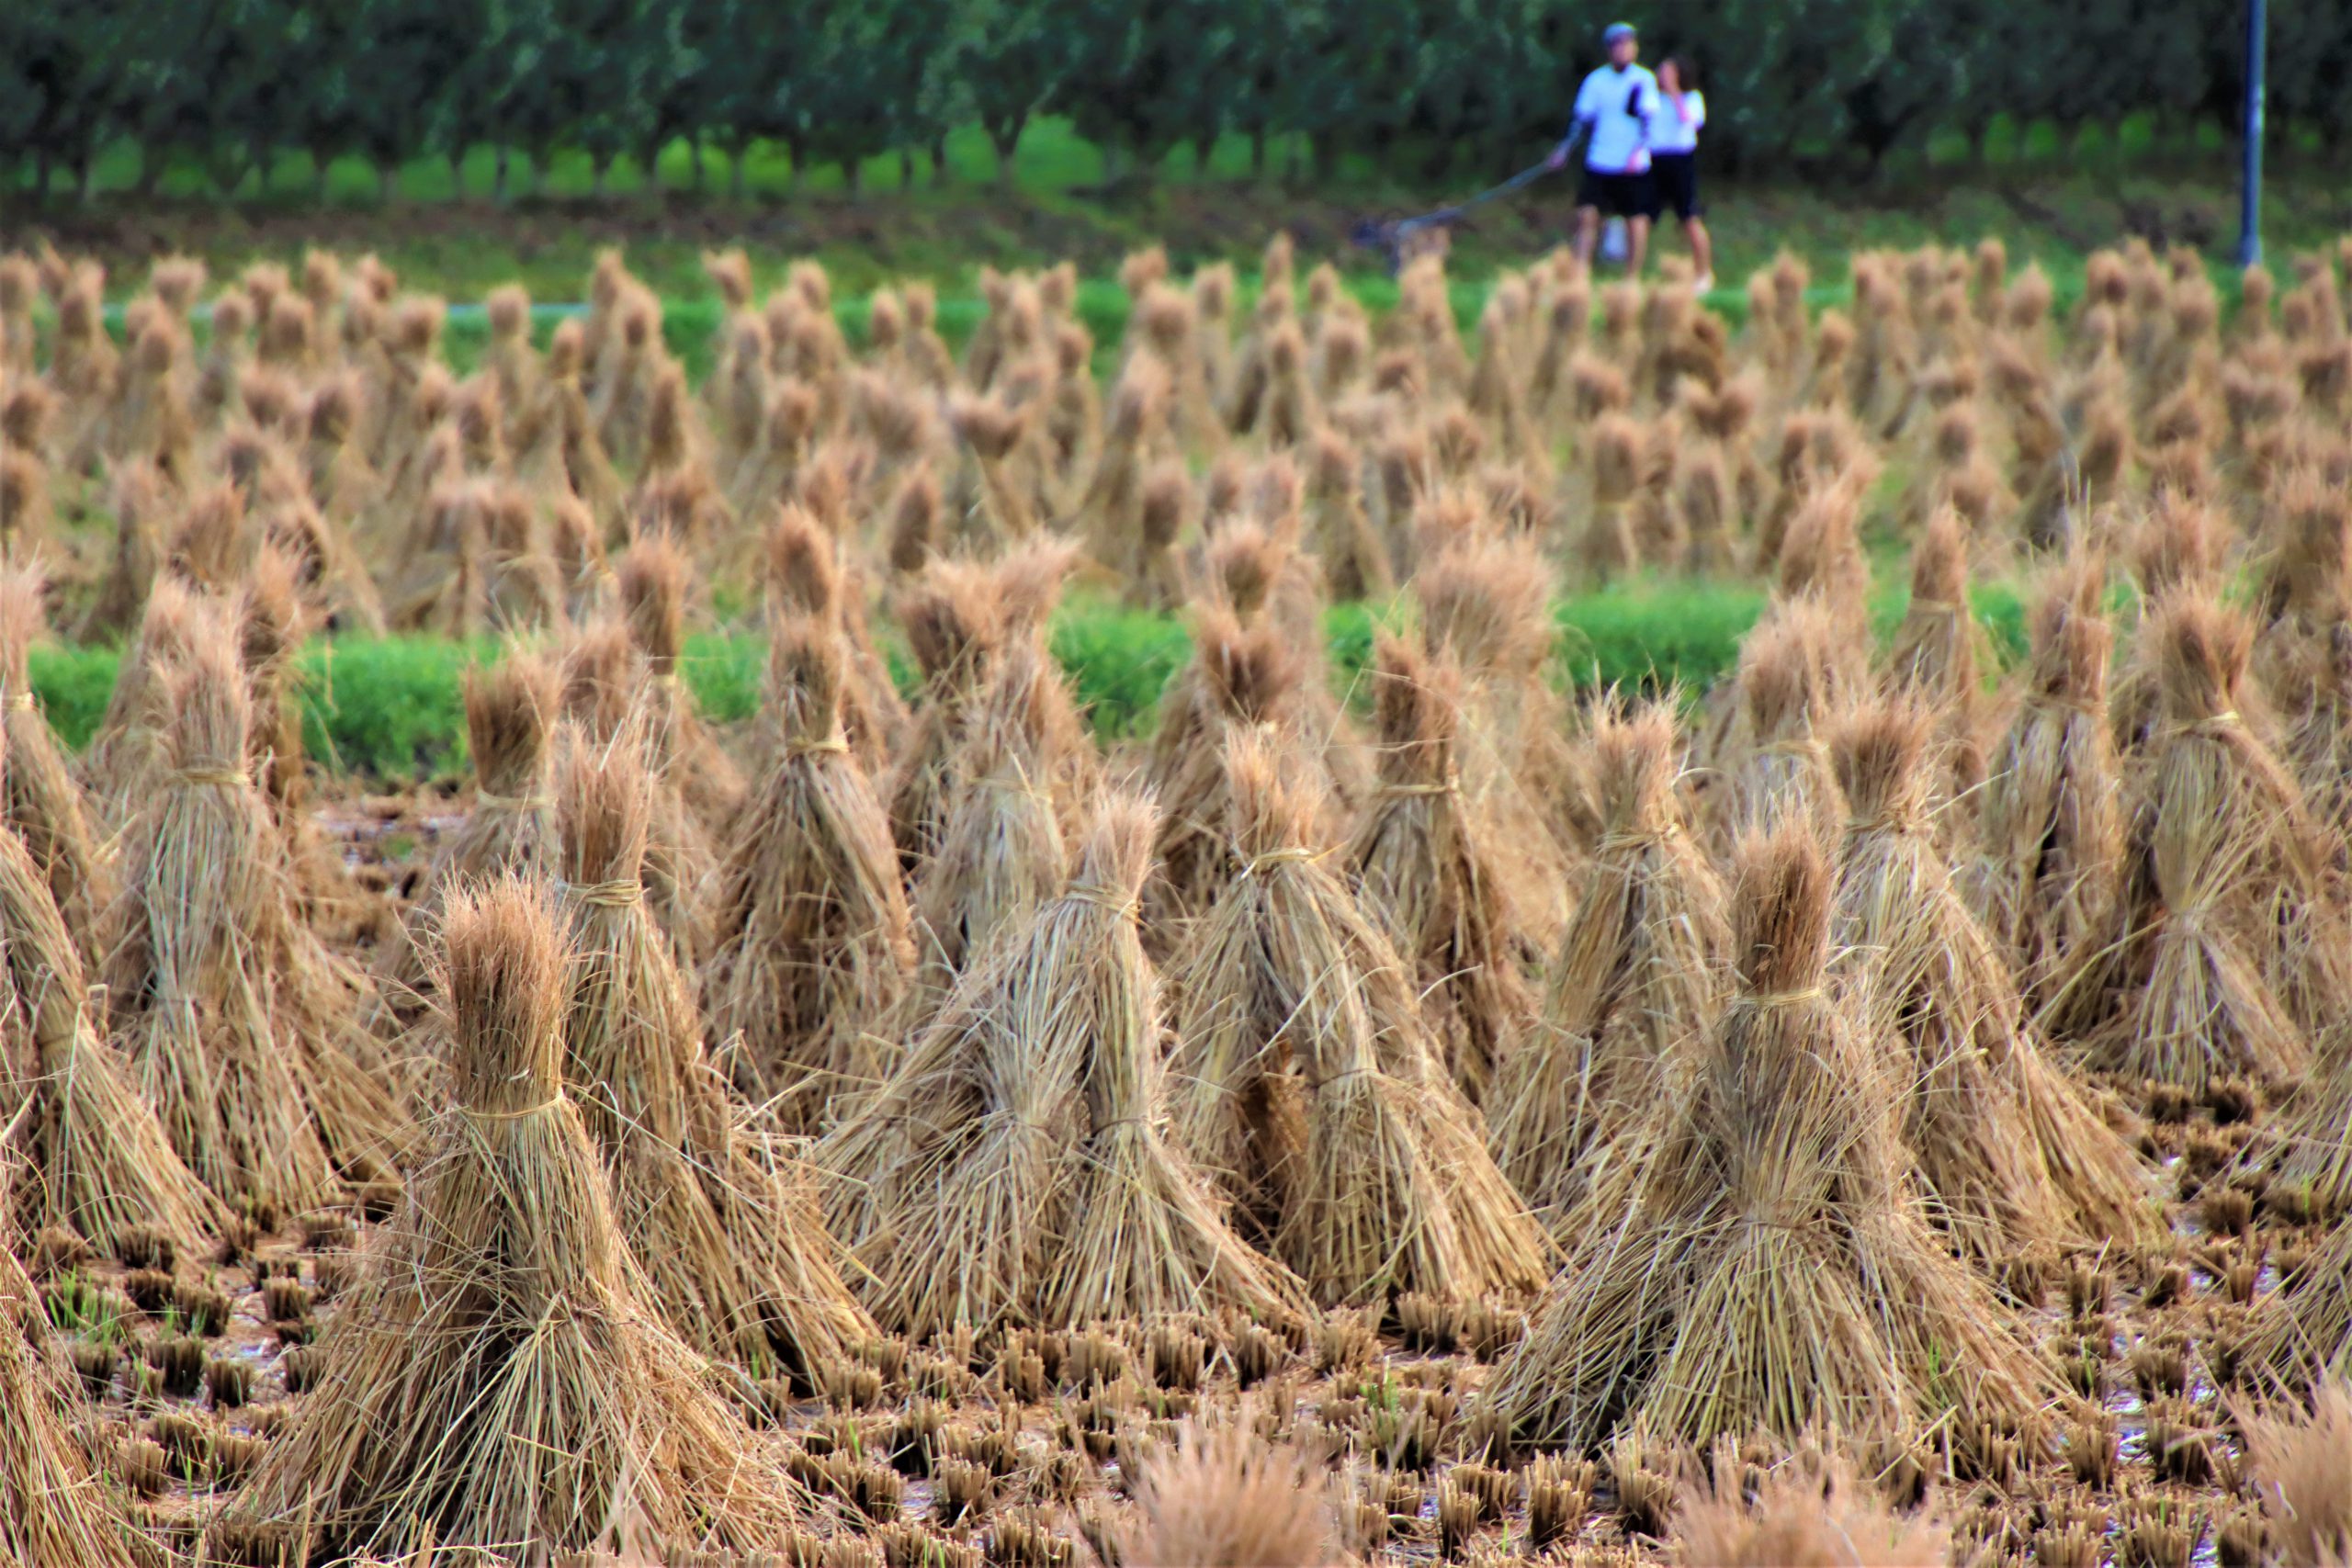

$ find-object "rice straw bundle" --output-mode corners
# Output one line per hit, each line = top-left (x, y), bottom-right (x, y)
(0, 450), (50, 560)
(1669, 1446), (1951, 1568)
(1079, 352), (1173, 582)
(764, 500), (907, 773)
(1964, 555), (2123, 1028)
(1148, 524), (1327, 824)
(1487, 699), (1729, 1231)
(0, 567), (107, 970)
(237, 547), (353, 923)
(617, 531), (744, 832)
(1346, 632), (1536, 1108)
(1715, 598), (1853, 848)
(1120, 1413), (1340, 1568)
(706, 613), (914, 1127)
(2266, 470), (2352, 840)
(555, 733), (872, 1382)
(1773, 471), (1873, 638)
(560, 616), (714, 967)
(81, 571), (202, 830)
(0, 1214), (144, 1568)
(104, 610), (349, 1212)
(379, 653), (561, 1016)
(2109, 491), (2236, 756)
(1144, 605), (1329, 933)
(1883, 508), (1994, 834)
(1167, 732), (1548, 1305)
(213, 876), (812, 1562)
(2252, 1218), (2352, 1386)
(1479, 822), (2049, 1452)
(1826, 697), (2157, 1259)
(888, 557), (1008, 870)
(910, 637), (1070, 1008)
(1306, 430), (1393, 602)
(0, 747), (226, 1260)
(822, 792), (1304, 1336)
(1412, 535), (1584, 933)
(2089, 589), (2339, 1092)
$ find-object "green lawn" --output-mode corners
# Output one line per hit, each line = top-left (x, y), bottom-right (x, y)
(25, 580), (2030, 785)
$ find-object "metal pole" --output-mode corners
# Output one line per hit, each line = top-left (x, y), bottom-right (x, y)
(2239, 0), (2267, 266)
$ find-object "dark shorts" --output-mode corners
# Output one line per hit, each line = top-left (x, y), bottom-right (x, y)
(1650, 152), (1702, 220)
(1577, 167), (1659, 220)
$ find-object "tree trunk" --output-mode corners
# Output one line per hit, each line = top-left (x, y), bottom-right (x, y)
(74, 152), (95, 206)
(726, 141), (748, 199)
(1310, 129), (1339, 183)
(843, 155), (862, 197)
(899, 148), (916, 189)
(493, 145), (511, 202)
(447, 150), (465, 198)
(378, 159), (398, 203)
(592, 151), (611, 198)
(987, 114), (1025, 186)
(1250, 125), (1267, 179)
(311, 148), (330, 202)
(929, 136), (948, 184)
(135, 139), (166, 198)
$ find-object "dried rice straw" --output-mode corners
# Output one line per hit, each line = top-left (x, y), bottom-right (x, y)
(1166, 731), (1548, 1306)
(556, 730), (873, 1382)
(1487, 699), (1729, 1233)
(1480, 821), (2051, 1451)
(821, 792), (1306, 1337)
(213, 875), (813, 1562)
(1826, 697), (2158, 1260)
(706, 612), (914, 1129)
(1346, 631), (1537, 1108)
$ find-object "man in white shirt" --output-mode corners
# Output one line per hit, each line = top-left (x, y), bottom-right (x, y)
(1546, 21), (1658, 276)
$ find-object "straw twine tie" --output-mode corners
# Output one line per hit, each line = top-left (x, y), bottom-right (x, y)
(1243, 846), (1328, 878)
(2165, 708), (2242, 740)
(458, 1093), (567, 1123)
(1064, 883), (1140, 919)
(1597, 822), (1679, 856)
(1380, 779), (1460, 799)
(174, 765), (250, 788)
(475, 787), (552, 811)
(560, 878), (643, 908)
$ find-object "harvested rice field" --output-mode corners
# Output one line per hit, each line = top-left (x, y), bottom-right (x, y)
(5, 234), (2352, 1567)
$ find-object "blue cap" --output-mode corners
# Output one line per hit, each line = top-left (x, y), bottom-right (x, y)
(1602, 21), (1637, 43)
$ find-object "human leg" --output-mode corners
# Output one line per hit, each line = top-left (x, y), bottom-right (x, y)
(1686, 216), (1714, 288)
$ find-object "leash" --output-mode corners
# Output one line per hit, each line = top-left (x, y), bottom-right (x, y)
(1350, 128), (1581, 273)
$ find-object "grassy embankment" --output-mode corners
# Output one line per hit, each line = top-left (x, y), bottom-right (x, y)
(26, 579), (2029, 784)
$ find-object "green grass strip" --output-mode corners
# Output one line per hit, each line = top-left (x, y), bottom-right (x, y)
(26, 580), (2031, 785)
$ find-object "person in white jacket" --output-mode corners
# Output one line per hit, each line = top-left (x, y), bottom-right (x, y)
(1648, 55), (1713, 290)
(1546, 21), (1657, 276)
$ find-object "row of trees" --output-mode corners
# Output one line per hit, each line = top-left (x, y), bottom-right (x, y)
(6, 0), (2347, 203)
